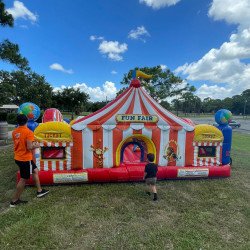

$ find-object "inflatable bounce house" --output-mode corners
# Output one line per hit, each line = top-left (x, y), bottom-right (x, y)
(18, 71), (232, 185)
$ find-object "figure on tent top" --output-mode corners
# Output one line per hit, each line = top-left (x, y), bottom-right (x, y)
(130, 70), (152, 88)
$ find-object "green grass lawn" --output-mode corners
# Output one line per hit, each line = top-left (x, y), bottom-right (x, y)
(0, 133), (250, 249)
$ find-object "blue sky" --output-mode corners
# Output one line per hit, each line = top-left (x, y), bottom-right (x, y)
(1, 0), (250, 101)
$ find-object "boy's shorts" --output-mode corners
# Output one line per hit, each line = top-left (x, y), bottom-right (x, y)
(145, 177), (157, 185)
(15, 160), (37, 180)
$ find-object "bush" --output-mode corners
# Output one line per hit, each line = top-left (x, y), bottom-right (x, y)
(7, 113), (17, 124)
(0, 112), (7, 122)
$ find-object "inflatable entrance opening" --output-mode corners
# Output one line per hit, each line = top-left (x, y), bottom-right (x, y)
(117, 134), (156, 165)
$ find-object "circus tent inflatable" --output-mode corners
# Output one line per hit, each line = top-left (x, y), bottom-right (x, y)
(18, 71), (231, 185)
(71, 78), (195, 169)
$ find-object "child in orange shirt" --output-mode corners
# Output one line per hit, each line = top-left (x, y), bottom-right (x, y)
(10, 114), (49, 207)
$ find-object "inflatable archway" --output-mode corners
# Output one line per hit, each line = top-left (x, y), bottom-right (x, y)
(116, 134), (156, 166)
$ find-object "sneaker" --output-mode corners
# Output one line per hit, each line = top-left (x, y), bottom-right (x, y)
(10, 199), (28, 208)
(37, 189), (49, 198)
(153, 193), (158, 201)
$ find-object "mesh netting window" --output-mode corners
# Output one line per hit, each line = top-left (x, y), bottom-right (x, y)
(198, 146), (216, 158)
(41, 147), (65, 159)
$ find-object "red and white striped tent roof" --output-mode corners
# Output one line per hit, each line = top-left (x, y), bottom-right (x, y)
(72, 84), (194, 132)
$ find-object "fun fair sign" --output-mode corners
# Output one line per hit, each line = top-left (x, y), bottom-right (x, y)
(116, 114), (158, 123)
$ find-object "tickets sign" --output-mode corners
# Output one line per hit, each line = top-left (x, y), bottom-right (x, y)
(116, 114), (158, 123)
(194, 124), (223, 142)
(53, 172), (88, 183)
(177, 168), (209, 178)
(34, 121), (72, 142)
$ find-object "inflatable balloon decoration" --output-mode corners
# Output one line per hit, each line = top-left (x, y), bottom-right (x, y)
(18, 102), (40, 131)
(42, 108), (63, 123)
(214, 109), (233, 165)
(63, 118), (70, 124)
(215, 109), (232, 126)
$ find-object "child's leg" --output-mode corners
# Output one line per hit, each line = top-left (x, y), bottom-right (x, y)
(145, 179), (151, 195)
(12, 178), (26, 201)
(151, 185), (157, 194)
(32, 168), (42, 192)
(145, 181), (151, 195)
(151, 185), (158, 201)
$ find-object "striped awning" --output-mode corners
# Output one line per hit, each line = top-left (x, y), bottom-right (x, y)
(39, 141), (73, 147)
(193, 142), (222, 147)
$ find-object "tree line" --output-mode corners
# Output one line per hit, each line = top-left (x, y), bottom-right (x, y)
(169, 89), (250, 116)
(0, 1), (249, 117)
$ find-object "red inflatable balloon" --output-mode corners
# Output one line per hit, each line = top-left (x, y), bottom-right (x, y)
(42, 108), (63, 123)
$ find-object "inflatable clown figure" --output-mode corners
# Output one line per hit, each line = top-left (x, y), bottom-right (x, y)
(214, 109), (233, 165)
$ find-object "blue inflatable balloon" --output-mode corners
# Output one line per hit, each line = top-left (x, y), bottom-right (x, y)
(215, 109), (233, 165)
(63, 118), (70, 124)
(215, 109), (232, 125)
(18, 102), (40, 121)
(27, 120), (39, 132)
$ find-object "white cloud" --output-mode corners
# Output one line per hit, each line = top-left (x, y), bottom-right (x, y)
(53, 85), (67, 92)
(208, 0), (250, 29)
(98, 40), (128, 61)
(139, 0), (181, 9)
(196, 84), (233, 100)
(111, 70), (117, 74)
(7, 1), (38, 22)
(89, 35), (104, 41)
(54, 81), (118, 102)
(50, 63), (73, 74)
(175, 0), (250, 99)
(160, 64), (167, 70)
(128, 26), (150, 42)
